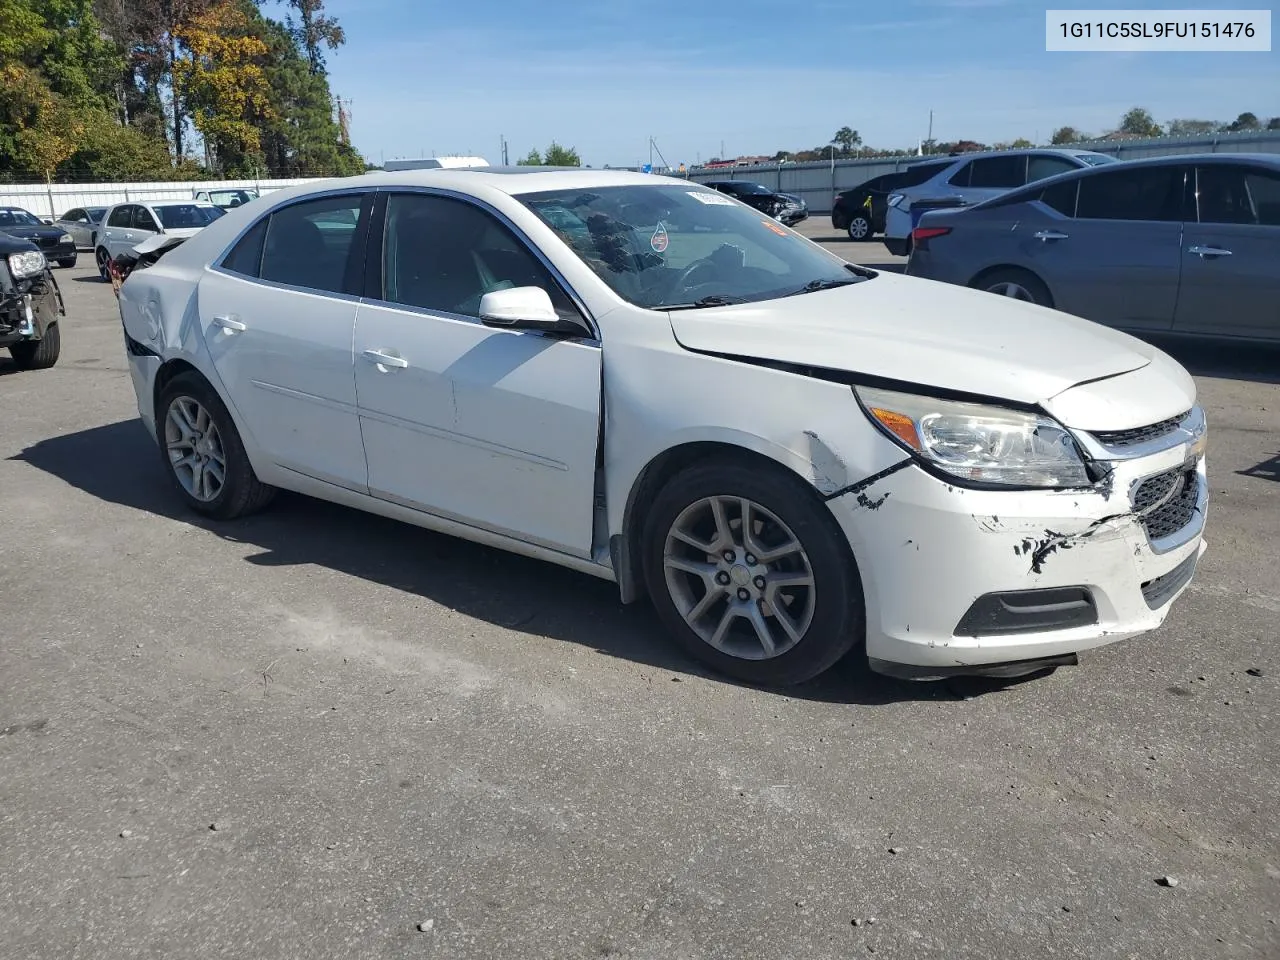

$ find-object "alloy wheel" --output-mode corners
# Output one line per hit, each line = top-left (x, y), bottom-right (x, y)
(164, 396), (227, 502)
(848, 216), (870, 240)
(987, 281), (1035, 301)
(663, 495), (816, 661)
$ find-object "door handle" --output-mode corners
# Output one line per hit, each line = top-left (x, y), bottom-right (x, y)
(211, 315), (246, 333)
(1187, 245), (1232, 258)
(1034, 230), (1070, 241)
(362, 349), (409, 370)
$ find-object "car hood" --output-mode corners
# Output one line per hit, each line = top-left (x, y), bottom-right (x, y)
(667, 271), (1160, 411)
(2, 225), (64, 241)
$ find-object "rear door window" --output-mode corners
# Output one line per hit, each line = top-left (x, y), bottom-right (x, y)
(259, 194), (371, 294)
(1076, 166), (1187, 221)
(966, 155), (1029, 189)
(1027, 155), (1083, 183)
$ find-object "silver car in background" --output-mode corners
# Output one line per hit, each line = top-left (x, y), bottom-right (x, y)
(882, 148), (1116, 256)
(906, 153), (1280, 342)
(53, 206), (108, 250)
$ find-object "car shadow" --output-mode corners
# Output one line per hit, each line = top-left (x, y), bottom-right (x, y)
(1141, 335), (1280, 385)
(1239, 452), (1280, 483)
(10, 419), (1044, 706)
(72, 275), (108, 284)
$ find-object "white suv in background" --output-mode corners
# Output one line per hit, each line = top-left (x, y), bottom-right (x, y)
(883, 149), (1116, 256)
(95, 201), (225, 278)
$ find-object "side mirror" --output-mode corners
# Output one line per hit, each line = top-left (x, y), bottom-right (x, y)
(479, 286), (562, 329)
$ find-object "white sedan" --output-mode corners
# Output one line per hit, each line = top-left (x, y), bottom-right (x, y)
(96, 200), (225, 279)
(117, 169), (1207, 685)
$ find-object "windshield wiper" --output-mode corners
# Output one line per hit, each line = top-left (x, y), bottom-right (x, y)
(783, 277), (863, 298)
(663, 295), (748, 311)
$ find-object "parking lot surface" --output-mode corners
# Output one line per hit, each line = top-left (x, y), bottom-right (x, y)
(2, 261), (1278, 960)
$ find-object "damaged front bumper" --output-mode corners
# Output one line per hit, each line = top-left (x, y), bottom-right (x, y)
(826, 428), (1207, 676)
(0, 270), (63, 347)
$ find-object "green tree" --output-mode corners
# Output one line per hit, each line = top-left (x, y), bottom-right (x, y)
(285, 0), (344, 74)
(831, 125), (860, 155)
(251, 9), (362, 177)
(1119, 106), (1162, 137)
(1227, 111), (1260, 132)
(1050, 126), (1082, 144)
(1009, 137), (1034, 149)
(516, 147), (542, 166)
(1268, 117), (1280, 131)
(543, 141), (580, 166)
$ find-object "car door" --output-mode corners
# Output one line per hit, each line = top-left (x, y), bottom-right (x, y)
(1174, 163), (1280, 340)
(1025, 164), (1188, 331)
(353, 191), (602, 558)
(102, 205), (138, 258)
(132, 205), (162, 247)
(197, 191), (374, 491)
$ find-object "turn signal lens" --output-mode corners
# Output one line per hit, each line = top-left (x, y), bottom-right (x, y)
(868, 407), (921, 450)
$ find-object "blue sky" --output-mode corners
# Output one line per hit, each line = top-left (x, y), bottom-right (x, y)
(315, 0), (1278, 168)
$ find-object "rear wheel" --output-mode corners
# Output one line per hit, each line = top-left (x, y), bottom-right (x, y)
(974, 267), (1053, 307)
(156, 371), (275, 519)
(642, 459), (863, 686)
(8, 322), (60, 370)
(847, 214), (871, 241)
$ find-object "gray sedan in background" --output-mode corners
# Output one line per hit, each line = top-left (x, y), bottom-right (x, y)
(906, 153), (1280, 342)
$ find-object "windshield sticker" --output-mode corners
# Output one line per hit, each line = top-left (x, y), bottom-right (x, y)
(650, 221), (669, 253)
(688, 190), (736, 206)
(761, 219), (788, 236)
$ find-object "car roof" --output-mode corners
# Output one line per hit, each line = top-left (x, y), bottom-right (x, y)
(266, 167), (694, 199)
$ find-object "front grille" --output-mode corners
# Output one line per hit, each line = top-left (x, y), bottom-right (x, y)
(1092, 411), (1190, 448)
(35, 235), (60, 249)
(1133, 466), (1200, 542)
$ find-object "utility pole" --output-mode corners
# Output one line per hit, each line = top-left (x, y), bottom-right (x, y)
(500, 134), (508, 165)
(926, 110), (934, 153)
(720, 139), (725, 160)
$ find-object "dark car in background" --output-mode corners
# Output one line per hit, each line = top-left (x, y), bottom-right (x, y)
(831, 158), (953, 241)
(705, 180), (809, 226)
(906, 153), (1280, 342)
(0, 206), (78, 267)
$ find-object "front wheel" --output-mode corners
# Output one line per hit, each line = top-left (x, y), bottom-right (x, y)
(95, 247), (111, 281)
(642, 460), (864, 686)
(9, 322), (60, 370)
(156, 372), (275, 520)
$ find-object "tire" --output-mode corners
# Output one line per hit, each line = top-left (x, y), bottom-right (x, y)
(641, 459), (863, 686)
(96, 247), (111, 281)
(57, 256), (77, 268)
(972, 267), (1053, 307)
(847, 214), (872, 241)
(155, 371), (275, 520)
(8, 322), (60, 370)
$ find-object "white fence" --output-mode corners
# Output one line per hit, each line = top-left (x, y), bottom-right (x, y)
(0, 177), (331, 220)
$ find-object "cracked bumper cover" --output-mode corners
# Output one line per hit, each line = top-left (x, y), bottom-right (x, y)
(825, 448), (1207, 672)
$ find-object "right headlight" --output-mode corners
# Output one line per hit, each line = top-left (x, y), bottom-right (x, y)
(7, 250), (47, 279)
(855, 385), (1090, 488)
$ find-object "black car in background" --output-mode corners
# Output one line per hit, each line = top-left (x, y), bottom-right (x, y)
(0, 206), (78, 267)
(705, 180), (809, 226)
(0, 232), (64, 369)
(831, 158), (955, 241)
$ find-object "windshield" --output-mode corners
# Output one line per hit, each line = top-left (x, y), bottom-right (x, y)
(0, 208), (43, 227)
(154, 204), (224, 228)
(87, 207), (107, 221)
(1075, 154), (1117, 166)
(520, 184), (865, 310)
(208, 189), (258, 205)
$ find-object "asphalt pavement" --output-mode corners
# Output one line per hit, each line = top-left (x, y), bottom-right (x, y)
(1, 255), (1278, 960)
